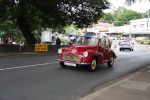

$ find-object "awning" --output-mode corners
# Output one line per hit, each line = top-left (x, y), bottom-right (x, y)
(124, 31), (150, 34)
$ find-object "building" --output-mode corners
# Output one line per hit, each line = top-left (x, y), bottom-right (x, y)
(126, 18), (150, 38)
(108, 18), (150, 39)
(81, 22), (114, 34)
(108, 25), (130, 37)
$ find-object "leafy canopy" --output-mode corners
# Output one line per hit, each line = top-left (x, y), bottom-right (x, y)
(0, 0), (110, 30)
(113, 7), (143, 26)
(100, 7), (143, 26)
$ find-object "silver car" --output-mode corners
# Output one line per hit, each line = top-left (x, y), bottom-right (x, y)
(119, 41), (134, 51)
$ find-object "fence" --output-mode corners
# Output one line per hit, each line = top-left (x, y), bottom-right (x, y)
(0, 44), (67, 53)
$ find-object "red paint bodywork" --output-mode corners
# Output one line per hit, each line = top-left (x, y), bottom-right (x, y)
(57, 39), (116, 66)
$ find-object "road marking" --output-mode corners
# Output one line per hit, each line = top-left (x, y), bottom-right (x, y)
(0, 62), (59, 71)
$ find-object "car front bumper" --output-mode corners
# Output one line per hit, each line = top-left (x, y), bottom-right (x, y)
(57, 59), (91, 66)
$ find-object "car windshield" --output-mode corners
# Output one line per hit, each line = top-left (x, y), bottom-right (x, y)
(121, 42), (130, 45)
(74, 36), (98, 45)
(120, 42), (130, 45)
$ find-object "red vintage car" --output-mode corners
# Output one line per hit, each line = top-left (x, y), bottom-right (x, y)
(57, 32), (116, 71)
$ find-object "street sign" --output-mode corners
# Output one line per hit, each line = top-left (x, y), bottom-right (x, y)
(35, 44), (48, 52)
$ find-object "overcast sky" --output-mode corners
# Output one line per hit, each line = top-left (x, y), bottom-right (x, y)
(108, 0), (150, 12)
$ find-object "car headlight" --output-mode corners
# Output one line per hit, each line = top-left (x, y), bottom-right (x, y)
(83, 51), (88, 57)
(58, 48), (62, 54)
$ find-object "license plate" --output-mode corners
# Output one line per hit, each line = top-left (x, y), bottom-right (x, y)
(64, 62), (76, 67)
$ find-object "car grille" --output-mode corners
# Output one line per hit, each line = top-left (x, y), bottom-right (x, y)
(63, 54), (80, 63)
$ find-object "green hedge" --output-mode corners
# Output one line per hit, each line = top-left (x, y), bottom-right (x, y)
(137, 39), (150, 44)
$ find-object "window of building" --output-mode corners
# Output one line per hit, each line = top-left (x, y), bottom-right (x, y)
(140, 24), (144, 28)
(132, 25), (136, 29)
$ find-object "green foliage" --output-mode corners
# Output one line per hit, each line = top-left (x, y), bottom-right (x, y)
(64, 24), (80, 34)
(137, 39), (150, 44)
(142, 9), (150, 18)
(100, 7), (143, 26)
(100, 13), (114, 23)
(114, 7), (143, 26)
(0, 0), (110, 44)
(0, 0), (110, 29)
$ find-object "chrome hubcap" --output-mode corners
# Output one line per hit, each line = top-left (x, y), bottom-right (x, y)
(110, 57), (114, 65)
(91, 59), (96, 70)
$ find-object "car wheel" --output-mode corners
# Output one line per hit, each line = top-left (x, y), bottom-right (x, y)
(120, 49), (122, 51)
(59, 62), (66, 68)
(107, 57), (114, 68)
(88, 58), (97, 71)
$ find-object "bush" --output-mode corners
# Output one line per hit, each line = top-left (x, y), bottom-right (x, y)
(137, 39), (150, 44)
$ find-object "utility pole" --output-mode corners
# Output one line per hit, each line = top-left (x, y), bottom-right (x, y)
(147, 10), (150, 31)
(147, 10), (150, 39)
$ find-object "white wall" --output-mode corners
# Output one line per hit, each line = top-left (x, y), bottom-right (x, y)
(130, 18), (150, 32)
(109, 25), (130, 33)
(41, 29), (52, 43)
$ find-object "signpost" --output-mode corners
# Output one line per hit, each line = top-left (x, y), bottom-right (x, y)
(35, 44), (48, 52)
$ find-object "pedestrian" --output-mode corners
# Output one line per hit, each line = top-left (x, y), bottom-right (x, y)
(55, 37), (61, 52)
(69, 39), (74, 45)
(4, 39), (8, 44)
(19, 41), (24, 52)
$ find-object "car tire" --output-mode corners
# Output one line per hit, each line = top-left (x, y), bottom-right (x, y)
(107, 57), (114, 68)
(88, 58), (97, 71)
(120, 49), (122, 51)
(59, 62), (66, 68)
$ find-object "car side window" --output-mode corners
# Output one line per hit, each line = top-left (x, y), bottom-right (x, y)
(106, 39), (110, 48)
(99, 38), (111, 48)
(99, 38), (106, 47)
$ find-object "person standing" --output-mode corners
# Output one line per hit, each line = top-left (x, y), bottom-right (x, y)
(19, 41), (24, 52)
(55, 37), (61, 52)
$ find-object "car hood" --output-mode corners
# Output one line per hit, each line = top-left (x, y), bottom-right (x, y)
(63, 44), (97, 55)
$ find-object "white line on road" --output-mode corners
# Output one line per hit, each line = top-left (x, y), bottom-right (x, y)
(0, 62), (59, 71)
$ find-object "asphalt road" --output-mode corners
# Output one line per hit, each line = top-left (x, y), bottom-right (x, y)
(0, 46), (150, 100)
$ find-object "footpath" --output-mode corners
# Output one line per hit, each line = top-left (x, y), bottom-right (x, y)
(80, 66), (150, 100)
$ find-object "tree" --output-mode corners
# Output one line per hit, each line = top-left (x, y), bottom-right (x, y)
(99, 13), (114, 23)
(64, 24), (80, 34)
(143, 9), (150, 18)
(113, 7), (143, 26)
(0, 0), (109, 44)
(99, 7), (143, 26)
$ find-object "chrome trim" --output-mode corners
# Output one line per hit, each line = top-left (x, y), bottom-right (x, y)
(57, 59), (63, 61)
(80, 63), (91, 65)
(57, 59), (90, 65)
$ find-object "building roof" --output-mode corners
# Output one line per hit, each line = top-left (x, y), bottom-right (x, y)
(95, 22), (114, 32)
(130, 18), (150, 23)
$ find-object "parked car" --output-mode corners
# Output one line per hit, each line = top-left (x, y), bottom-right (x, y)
(119, 41), (134, 51)
(57, 32), (117, 71)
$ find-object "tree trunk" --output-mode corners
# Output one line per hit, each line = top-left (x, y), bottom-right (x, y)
(17, 15), (37, 44)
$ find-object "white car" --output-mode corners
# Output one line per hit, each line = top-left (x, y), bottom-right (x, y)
(119, 41), (134, 51)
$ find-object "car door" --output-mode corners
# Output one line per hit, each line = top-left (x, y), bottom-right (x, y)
(98, 38), (109, 62)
